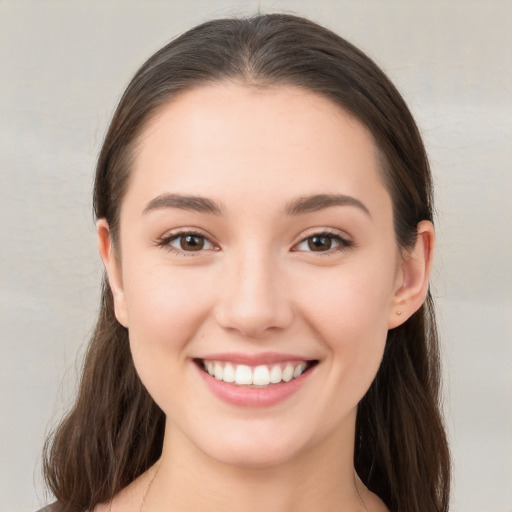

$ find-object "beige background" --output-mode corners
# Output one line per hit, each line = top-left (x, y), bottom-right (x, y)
(0, 1), (511, 511)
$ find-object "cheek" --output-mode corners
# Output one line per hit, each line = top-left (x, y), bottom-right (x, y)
(299, 260), (394, 332)
(124, 263), (214, 337)
(295, 263), (394, 386)
(121, 264), (215, 400)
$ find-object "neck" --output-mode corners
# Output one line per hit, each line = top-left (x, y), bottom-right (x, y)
(144, 418), (366, 512)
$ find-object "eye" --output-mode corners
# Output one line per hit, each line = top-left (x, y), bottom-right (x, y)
(294, 232), (352, 253)
(158, 231), (216, 254)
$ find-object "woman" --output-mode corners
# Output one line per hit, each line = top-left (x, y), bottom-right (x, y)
(41, 13), (450, 512)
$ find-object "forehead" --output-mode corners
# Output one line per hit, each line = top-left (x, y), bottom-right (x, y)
(125, 83), (390, 217)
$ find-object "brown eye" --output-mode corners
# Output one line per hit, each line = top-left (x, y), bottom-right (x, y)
(180, 234), (205, 251)
(294, 232), (352, 254)
(165, 232), (215, 253)
(307, 235), (333, 251)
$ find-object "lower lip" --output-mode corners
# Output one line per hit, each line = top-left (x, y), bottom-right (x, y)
(195, 363), (313, 408)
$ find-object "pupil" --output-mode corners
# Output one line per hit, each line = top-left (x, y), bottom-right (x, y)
(182, 235), (204, 251)
(308, 235), (331, 251)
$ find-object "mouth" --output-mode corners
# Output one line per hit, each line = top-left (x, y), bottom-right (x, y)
(194, 358), (319, 388)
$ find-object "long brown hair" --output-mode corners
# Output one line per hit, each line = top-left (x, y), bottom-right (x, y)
(43, 14), (450, 512)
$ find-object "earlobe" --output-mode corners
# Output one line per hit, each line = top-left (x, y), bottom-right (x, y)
(388, 221), (435, 329)
(97, 219), (129, 327)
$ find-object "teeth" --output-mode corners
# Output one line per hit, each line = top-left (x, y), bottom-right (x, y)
(222, 363), (235, 383)
(269, 365), (282, 384)
(293, 362), (307, 378)
(252, 365), (270, 386)
(234, 365), (253, 385)
(214, 362), (223, 381)
(282, 364), (294, 382)
(202, 360), (310, 386)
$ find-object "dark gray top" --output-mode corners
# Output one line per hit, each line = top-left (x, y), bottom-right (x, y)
(35, 505), (60, 512)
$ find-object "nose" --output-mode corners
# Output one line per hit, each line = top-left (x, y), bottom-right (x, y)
(214, 249), (294, 338)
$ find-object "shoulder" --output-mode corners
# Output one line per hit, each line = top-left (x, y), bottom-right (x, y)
(35, 503), (107, 512)
(35, 504), (61, 512)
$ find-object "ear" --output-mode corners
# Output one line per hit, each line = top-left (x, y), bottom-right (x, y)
(388, 220), (435, 329)
(97, 219), (129, 327)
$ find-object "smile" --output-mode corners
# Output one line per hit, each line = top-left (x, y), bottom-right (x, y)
(197, 359), (316, 387)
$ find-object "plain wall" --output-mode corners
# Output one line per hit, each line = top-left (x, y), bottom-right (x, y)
(0, 1), (510, 511)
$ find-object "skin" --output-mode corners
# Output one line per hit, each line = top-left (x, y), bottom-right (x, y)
(96, 83), (434, 512)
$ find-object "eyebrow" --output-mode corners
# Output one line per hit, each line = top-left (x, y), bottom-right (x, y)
(285, 194), (371, 217)
(143, 193), (223, 215)
(142, 192), (370, 217)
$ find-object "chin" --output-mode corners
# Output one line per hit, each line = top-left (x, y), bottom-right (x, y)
(191, 420), (319, 470)
(206, 442), (300, 469)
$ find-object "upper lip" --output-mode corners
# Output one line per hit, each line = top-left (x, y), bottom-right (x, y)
(195, 352), (317, 366)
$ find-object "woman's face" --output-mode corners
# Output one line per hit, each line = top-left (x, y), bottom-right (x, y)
(101, 83), (409, 467)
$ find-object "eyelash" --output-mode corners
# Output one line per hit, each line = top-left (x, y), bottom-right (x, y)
(155, 230), (217, 256)
(292, 229), (354, 255)
(155, 229), (353, 256)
